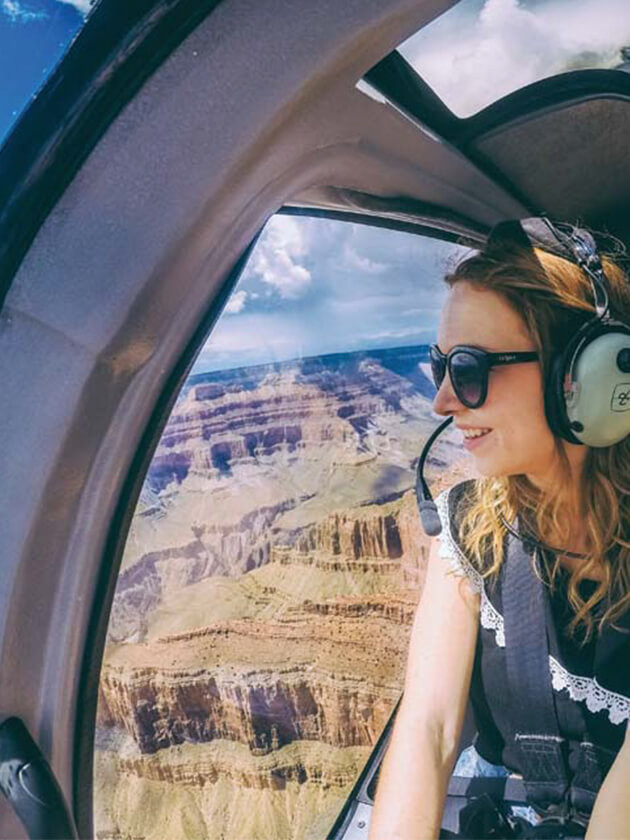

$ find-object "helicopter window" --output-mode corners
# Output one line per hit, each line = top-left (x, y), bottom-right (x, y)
(93, 214), (474, 840)
(397, 0), (630, 118)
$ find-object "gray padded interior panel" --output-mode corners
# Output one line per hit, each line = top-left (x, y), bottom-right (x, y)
(474, 97), (630, 232)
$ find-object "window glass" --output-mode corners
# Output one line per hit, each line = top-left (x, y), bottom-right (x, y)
(93, 216), (475, 840)
(398, 0), (630, 118)
(0, 0), (91, 143)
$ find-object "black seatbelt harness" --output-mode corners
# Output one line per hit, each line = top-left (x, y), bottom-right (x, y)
(503, 526), (616, 831)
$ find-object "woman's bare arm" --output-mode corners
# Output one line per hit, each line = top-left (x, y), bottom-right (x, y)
(368, 533), (480, 840)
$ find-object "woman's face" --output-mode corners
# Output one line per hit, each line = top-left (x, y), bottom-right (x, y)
(432, 281), (586, 489)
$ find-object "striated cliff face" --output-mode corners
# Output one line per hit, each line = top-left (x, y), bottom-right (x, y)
(288, 510), (402, 560)
(113, 481), (431, 642)
(99, 663), (399, 756)
(150, 377), (361, 490)
(275, 491), (427, 570)
(95, 345), (476, 840)
(99, 602), (408, 756)
(94, 738), (370, 840)
(100, 479), (460, 758)
(109, 499), (300, 641)
(146, 348), (437, 492)
(300, 595), (416, 624)
(99, 736), (371, 792)
(266, 492), (430, 599)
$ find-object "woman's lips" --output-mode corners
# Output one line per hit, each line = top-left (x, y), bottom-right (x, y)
(463, 429), (493, 451)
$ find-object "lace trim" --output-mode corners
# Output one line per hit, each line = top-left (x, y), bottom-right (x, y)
(435, 487), (483, 593)
(480, 591), (506, 647)
(433, 485), (629, 727)
(549, 656), (630, 726)
(480, 605), (630, 726)
(435, 487), (505, 646)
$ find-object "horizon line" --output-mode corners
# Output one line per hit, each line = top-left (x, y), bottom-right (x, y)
(189, 341), (434, 381)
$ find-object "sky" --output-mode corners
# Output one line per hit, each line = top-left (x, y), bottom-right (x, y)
(0, 0), (90, 142)
(192, 215), (469, 374)
(399, 0), (630, 116)
(2, 0), (629, 373)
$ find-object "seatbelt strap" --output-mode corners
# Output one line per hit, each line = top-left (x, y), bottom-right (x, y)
(503, 524), (569, 810)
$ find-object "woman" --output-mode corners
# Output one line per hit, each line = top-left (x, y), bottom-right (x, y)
(369, 218), (630, 839)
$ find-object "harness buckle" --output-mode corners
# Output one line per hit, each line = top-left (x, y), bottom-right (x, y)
(533, 797), (589, 838)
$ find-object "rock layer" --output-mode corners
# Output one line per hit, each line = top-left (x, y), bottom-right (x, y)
(147, 347), (437, 492)
(95, 345), (476, 840)
(94, 739), (369, 840)
(99, 612), (406, 755)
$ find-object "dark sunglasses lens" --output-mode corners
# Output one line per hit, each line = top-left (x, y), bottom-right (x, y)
(429, 347), (445, 389)
(451, 351), (484, 406)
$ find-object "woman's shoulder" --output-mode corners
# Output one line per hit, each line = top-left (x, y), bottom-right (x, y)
(434, 477), (478, 507)
(434, 478), (479, 530)
(434, 479), (483, 594)
(434, 478), (479, 542)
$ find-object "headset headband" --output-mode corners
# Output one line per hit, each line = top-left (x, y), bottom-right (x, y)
(487, 217), (611, 320)
(487, 216), (630, 447)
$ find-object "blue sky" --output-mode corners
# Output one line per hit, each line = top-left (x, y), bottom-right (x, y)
(0, 0), (89, 142)
(192, 216), (470, 374)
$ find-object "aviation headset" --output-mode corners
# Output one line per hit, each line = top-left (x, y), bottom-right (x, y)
(496, 216), (630, 448)
(416, 216), (630, 549)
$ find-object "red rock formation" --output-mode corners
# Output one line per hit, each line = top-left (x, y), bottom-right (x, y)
(98, 604), (410, 757)
(146, 350), (436, 491)
(99, 661), (401, 756)
(95, 347), (478, 838)
(271, 491), (430, 589)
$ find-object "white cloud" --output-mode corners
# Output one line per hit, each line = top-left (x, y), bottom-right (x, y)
(224, 290), (248, 314)
(192, 312), (305, 372)
(247, 215), (312, 299)
(330, 294), (419, 313)
(359, 327), (435, 342)
(1, 0), (94, 21)
(2, 0), (47, 21)
(55, 0), (93, 14)
(400, 0), (630, 116)
(190, 218), (468, 374)
(343, 244), (387, 274)
(405, 306), (444, 317)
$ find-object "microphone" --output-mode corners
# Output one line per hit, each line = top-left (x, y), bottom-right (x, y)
(417, 500), (443, 537)
(415, 416), (454, 536)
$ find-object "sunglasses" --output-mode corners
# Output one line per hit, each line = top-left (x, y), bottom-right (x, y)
(429, 344), (539, 408)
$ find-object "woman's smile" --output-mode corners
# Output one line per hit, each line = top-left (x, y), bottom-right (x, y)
(462, 428), (494, 450)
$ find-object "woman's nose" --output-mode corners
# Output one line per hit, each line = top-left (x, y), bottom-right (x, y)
(432, 373), (462, 416)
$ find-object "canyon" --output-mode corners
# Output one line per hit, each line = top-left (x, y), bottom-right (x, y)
(94, 345), (474, 840)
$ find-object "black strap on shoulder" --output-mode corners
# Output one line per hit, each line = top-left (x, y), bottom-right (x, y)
(443, 501), (613, 828)
(503, 522), (570, 811)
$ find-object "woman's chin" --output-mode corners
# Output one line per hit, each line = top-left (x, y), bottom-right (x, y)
(469, 453), (509, 477)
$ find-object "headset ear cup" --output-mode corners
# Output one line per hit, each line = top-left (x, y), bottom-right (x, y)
(544, 352), (564, 438)
(544, 346), (581, 444)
